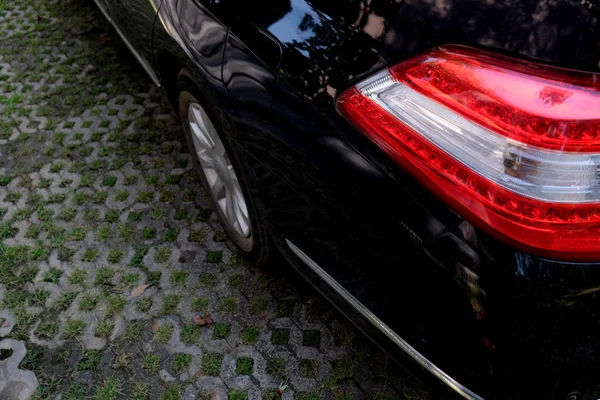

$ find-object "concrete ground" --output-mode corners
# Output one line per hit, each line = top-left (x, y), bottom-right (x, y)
(0, 0), (434, 399)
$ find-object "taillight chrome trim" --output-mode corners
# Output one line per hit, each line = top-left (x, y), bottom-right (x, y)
(358, 70), (600, 204)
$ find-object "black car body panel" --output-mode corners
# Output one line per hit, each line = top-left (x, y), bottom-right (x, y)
(95, 0), (600, 398)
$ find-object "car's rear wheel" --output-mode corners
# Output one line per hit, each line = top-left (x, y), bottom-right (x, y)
(177, 71), (268, 264)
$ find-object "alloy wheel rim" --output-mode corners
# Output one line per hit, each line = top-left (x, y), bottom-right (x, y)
(188, 102), (251, 238)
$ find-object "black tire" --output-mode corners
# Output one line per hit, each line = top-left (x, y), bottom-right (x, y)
(176, 70), (268, 265)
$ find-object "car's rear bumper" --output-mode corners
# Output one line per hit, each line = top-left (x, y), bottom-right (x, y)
(278, 215), (600, 400)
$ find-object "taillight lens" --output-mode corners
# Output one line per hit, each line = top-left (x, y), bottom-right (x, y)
(337, 45), (600, 261)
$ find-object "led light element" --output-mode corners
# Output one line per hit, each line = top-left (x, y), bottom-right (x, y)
(337, 46), (600, 261)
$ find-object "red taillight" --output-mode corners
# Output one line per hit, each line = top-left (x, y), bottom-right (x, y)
(337, 45), (600, 261)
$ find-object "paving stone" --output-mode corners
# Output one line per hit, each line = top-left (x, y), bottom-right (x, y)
(0, 340), (38, 400)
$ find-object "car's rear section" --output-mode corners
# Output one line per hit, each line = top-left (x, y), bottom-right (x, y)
(259, 0), (600, 399)
(150, 0), (600, 398)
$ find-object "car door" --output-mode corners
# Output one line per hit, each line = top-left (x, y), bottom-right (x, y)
(105, 0), (162, 86)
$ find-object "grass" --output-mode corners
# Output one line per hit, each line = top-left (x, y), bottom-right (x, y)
(161, 294), (181, 315)
(135, 298), (152, 312)
(95, 267), (115, 286)
(169, 270), (187, 286)
(154, 246), (170, 263)
(58, 208), (77, 221)
(12, 208), (33, 221)
(119, 223), (134, 242)
(130, 247), (148, 266)
(151, 207), (166, 220)
(172, 353), (192, 372)
(249, 297), (268, 315)
(94, 377), (121, 400)
(181, 324), (201, 344)
(206, 251), (222, 263)
(159, 189), (174, 202)
(57, 245), (74, 261)
(47, 193), (66, 203)
(76, 350), (101, 371)
(4, 191), (21, 203)
(122, 273), (139, 286)
(236, 357), (254, 375)
(95, 226), (111, 242)
(0, 223), (17, 239)
(276, 299), (295, 317)
(187, 230), (204, 243)
(103, 176), (117, 186)
(123, 321), (143, 341)
(147, 271), (161, 285)
(214, 230), (228, 242)
(162, 385), (181, 400)
(228, 390), (248, 400)
(107, 249), (124, 264)
(36, 320), (58, 339)
(64, 319), (86, 338)
(165, 228), (178, 241)
(64, 383), (87, 400)
(43, 267), (62, 283)
(95, 320), (114, 337)
(155, 323), (174, 343)
(81, 249), (99, 262)
(131, 383), (149, 400)
(19, 344), (43, 372)
(142, 227), (155, 238)
(94, 191), (108, 203)
(105, 209), (119, 223)
(69, 269), (87, 285)
(0, 175), (12, 186)
(106, 294), (126, 316)
(79, 294), (98, 311)
(142, 353), (161, 373)
(272, 329), (290, 345)
(303, 330), (321, 347)
(300, 359), (318, 377)
(328, 359), (358, 385)
(241, 327), (260, 344)
(201, 352), (223, 375)
(124, 175), (138, 185)
(217, 297), (237, 313)
(73, 191), (89, 205)
(228, 274), (243, 288)
(174, 209), (187, 220)
(70, 226), (89, 241)
(262, 390), (280, 400)
(137, 191), (153, 203)
(190, 297), (209, 313)
(127, 210), (144, 223)
(198, 273), (217, 288)
(54, 292), (76, 311)
(32, 378), (59, 400)
(112, 351), (132, 370)
(84, 209), (101, 222)
(58, 349), (72, 363)
(115, 190), (129, 202)
(213, 322), (230, 340)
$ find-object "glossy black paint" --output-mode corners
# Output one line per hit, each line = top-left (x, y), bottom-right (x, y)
(102, 0), (600, 398)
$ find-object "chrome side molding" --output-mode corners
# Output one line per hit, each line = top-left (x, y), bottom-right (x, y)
(285, 238), (485, 400)
(91, 0), (161, 87)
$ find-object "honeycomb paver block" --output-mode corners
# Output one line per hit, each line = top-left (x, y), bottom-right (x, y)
(0, 340), (38, 400)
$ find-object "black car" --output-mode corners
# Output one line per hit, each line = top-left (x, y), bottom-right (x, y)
(93, 0), (600, 398)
